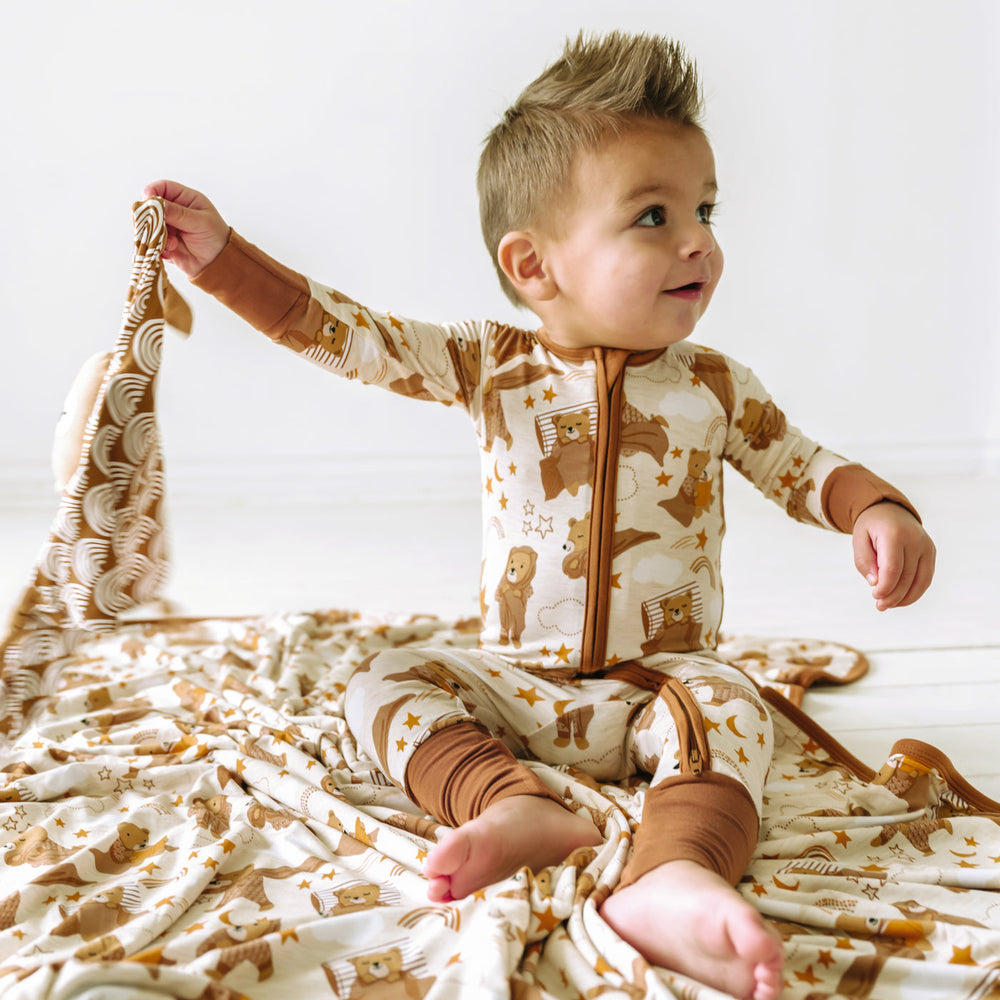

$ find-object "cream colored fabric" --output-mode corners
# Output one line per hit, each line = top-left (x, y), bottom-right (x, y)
(0, 198), (189, 737)
(0, 614), (997, 999)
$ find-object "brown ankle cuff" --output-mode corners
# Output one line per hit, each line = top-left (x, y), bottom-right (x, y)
(405, 721), (562, 827)
(618, 772), (759, 889)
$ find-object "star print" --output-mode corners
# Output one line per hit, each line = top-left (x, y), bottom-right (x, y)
(656, 472), (672, 487)
(509, 462), (517, 476)
(793, 966), (821, 985)
(610, 572), (622, 589)
(388, 314), (405, 331)
(778, 470), (799, 490)
(485, 478), (493, 494)
(792, 455), (804, 467)
(352, 309), (370, 329)
(533, 903), (562, 932)
(535, 515), (553, 538)
(396, 738), (407, 752)
(516, 687), (544, 707)
(671, 447), (683, 459)
(554, 644), (572, 664)
(695, 529), (708, 550)
(817, 950), (834, 968)
(404, 713), (421, 729)
(690, 375), (702, 388)
(499, 494), (508, 510)
(543, 386), (557, 403)
(523, 500), (535, 517)
(524, 395), (535, 409)
(834, 830), (851, 847)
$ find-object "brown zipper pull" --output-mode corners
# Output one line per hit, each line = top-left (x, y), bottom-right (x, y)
(689, 747), (703, 776)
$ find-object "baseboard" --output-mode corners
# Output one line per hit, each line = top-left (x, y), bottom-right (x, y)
(1, 441), (995, 511)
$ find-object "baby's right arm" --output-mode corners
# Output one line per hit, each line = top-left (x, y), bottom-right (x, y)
(142, 180), (229, 279)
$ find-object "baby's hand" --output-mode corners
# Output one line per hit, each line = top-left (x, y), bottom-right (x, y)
(142, 180), (229, 279)
(852, 502), (936, 610)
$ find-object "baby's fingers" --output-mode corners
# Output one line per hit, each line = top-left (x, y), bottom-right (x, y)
(889, 549), (936, 609)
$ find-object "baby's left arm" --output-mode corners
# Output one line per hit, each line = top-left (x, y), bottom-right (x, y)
(852, 502), (936, 610)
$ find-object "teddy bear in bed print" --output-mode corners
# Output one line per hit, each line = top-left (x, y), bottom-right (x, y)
(276, 285), (848, 673)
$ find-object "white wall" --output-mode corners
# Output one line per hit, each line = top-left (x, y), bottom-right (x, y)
(1, 0), (998, 508)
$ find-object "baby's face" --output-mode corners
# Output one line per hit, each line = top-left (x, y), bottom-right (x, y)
(536, 120), (722, 353)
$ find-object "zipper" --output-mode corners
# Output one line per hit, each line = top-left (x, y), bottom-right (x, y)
(660, 677), (711, 775)
(579, 348), (630, 673)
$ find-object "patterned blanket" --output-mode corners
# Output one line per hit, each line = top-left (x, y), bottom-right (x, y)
(1, 201), (998, 999)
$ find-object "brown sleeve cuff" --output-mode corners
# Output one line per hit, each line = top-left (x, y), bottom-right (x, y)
(192, 230), (311, 338)
(820, 463), (921, 533)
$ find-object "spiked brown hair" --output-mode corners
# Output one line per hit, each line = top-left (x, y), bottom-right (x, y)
(478, 31), (704, 305)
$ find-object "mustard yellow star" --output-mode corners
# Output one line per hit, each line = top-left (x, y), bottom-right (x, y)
(950, 945), (977, 965)
(516, 687), (543, 707)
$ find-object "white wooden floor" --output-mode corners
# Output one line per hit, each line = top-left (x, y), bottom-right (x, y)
(2, 468), (998, 800)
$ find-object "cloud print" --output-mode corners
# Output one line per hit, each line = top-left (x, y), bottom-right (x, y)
(632, 555), (683, 586)
(658, 392), (711, 422)
(538, 599), (585, 636)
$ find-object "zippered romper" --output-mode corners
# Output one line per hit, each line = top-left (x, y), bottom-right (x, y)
(194, 232), (918, 888)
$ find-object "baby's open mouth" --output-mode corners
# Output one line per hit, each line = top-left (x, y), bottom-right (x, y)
(665, 281), (705, 295)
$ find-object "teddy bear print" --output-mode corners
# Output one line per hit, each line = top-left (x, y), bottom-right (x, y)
(553, 702), (595, 750)
(641, 591), (703, 655)
(620, 401), (671, 463)
(4, 826), (75, 867)
(51, 886), (136, 941)
(197, 911), (281, 981)
(318, 312), (351, 356)
(734, 397), (787, 451)
(496, 546), (538, 648)
(331, 883), (385, 913)
(786, 475), (824, 527)
(344, 947), (435, 1000)
(539, 410), (595, 499)
(188, 795), (232, 838)
(561, 513), (660, 580)
(89, 821), (175, 875)
(74, 933), (125, 963)
(658, 448), (713, 527)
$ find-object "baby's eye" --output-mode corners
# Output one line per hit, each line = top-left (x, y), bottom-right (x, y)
(635, 206), (666, 227)
(697, 203), (716, 224)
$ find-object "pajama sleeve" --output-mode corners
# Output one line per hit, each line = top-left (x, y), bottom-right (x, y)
(192, 230), (484, 412)
(721, 356), (920, 532)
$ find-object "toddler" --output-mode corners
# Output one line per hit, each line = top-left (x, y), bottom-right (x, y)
(147, 30), (935, 1000)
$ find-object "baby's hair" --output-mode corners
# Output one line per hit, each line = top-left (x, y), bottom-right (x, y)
(478, 30), (704, 306)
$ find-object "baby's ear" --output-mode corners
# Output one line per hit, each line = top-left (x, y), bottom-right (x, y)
(52, 351), (112, 492)
(497, 231), (556, 302)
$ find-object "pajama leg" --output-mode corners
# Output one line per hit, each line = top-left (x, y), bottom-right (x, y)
(619, 657), (773, 888)
(343, 648), (562, 825)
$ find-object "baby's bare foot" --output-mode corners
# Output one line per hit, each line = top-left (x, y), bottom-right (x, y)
(599, 860), (783, 1000)
(424, 794), (601, 903)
